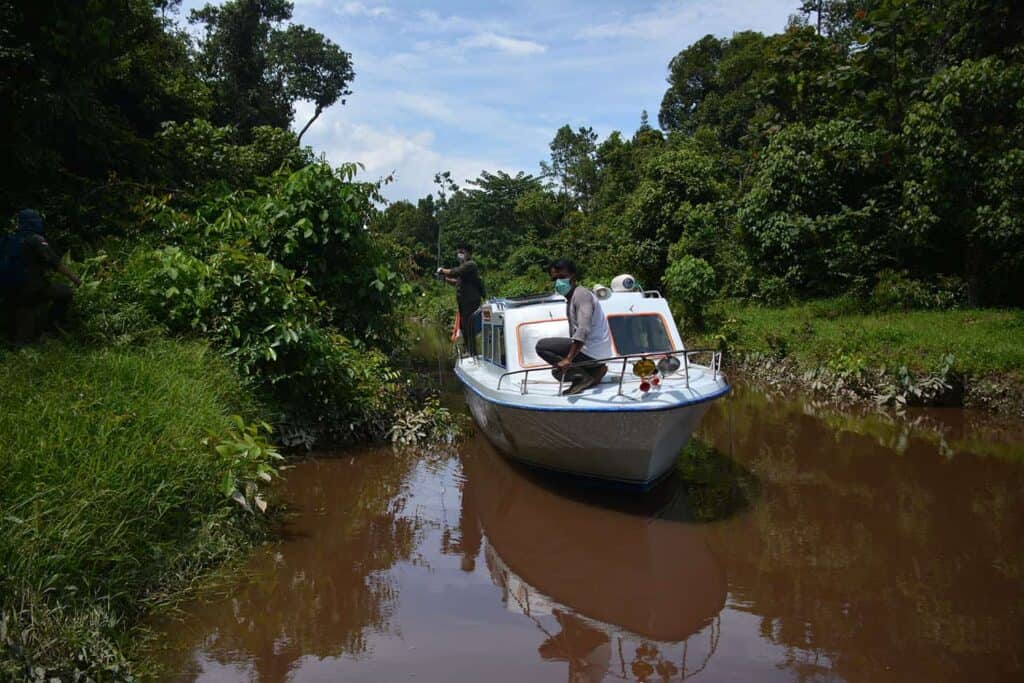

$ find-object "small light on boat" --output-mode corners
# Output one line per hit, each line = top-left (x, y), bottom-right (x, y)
(594, 285), (612, 300)
(639, 381), (651, 392)
(657, 356), (681, 375)
(611, 274), (637, 292)
(652, 377), (660, 386)
(632, 358), (656, 377)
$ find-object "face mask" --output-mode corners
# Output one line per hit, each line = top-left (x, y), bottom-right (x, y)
(554, 278), (572, 296)
(456, 252), (467, 263)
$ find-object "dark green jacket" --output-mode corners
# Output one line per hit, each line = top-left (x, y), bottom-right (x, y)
(450, 259), (483, 312)
(17, 231), (61, 292)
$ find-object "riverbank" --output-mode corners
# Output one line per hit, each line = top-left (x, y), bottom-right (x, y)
(694, 301), (1024, 417)
(0, 340), (281, 681)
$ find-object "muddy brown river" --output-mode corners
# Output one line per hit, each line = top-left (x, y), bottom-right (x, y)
(152, 378), (1024, 682)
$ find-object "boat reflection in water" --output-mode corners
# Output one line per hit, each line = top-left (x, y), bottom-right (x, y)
(457, 437), (733, 682)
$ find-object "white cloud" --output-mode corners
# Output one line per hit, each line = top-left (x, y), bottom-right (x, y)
(578, 0), (789, 42)
(295, 102), (517, 201)
(391, 92), (460, 125)
(459, 32), (547, 56)
(414, 10), (486, 34)
(337, 2), (392, 18)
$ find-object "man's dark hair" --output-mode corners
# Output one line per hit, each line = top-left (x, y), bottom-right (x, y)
(456, 243), (473, 253)
(548, 258), (577, 275)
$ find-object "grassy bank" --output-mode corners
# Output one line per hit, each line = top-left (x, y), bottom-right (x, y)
(0, 340), (280, 680)
(694, 301), (1024, 414)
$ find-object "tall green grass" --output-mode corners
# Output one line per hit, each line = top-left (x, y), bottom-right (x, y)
(699, 300), (1024, 377)
(0, 340), (266, 679)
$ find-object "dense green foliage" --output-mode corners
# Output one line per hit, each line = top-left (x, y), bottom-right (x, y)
(0, 341), (279, 680)
(71, 161), (413, 446)
(2, 0), (414, 445)
(379, 0), (1024, 316)
(0, 2), (445, 676)
(0, 0), (351, 239)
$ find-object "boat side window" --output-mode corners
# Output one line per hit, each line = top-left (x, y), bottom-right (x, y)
(607, 314), (673, 355)
(481, 321), (506, 367)
(516, 319), (570, 368)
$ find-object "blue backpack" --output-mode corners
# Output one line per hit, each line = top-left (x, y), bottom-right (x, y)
(0, 232), (28, 289)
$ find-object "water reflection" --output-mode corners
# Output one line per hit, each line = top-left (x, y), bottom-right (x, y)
(461, 437), (733, 681)
(156, 448), (424, 681)
(458, 439), (730, 642)
(154, 385), (1024, 682)
(698, 387), (1024, 682)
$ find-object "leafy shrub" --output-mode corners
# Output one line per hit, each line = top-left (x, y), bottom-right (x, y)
(870, 270), (933, 310)
(387, 396), (460, 448)
(755, 275), (793, 306)
(142, 162), (411, 349)
(64, 162), (428, 446)
(663, 255), (716, 329)
(77, 243), (406, 444)
(505, 243), (550, 277)
(870, 269), (967, 311)
(157, 119), (313, 191)
(125, 245), (322, 374)
(271, 328), (408, 445)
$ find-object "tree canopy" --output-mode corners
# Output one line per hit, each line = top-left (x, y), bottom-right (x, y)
(391, 0), (1024, 311)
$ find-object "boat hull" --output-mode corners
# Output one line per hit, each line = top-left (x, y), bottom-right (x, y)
(462, 387), (715, 486)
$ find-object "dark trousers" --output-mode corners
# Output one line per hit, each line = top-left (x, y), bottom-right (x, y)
(535, 337), (603, 381)
(12, 283), (73, 346)
(459, 306), (479, 356)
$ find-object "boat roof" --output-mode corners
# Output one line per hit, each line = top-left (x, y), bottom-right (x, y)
(487, 293), (565, 309)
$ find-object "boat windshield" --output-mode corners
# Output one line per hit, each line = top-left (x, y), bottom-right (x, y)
(607, 314), (674, 355)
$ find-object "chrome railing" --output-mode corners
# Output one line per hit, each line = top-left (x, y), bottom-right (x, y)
(494, 347), (723, 396)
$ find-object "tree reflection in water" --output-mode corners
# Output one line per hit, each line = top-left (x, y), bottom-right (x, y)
(156, 448), (424, 682)
(696, 387), (1024, 682)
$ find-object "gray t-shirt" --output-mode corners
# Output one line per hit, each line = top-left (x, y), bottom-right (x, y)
(567, 286), (613, 359)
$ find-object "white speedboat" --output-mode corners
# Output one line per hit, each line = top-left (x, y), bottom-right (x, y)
(454, 276), (730, 486)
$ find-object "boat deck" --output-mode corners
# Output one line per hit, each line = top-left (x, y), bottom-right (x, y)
(456, 357), (729, 412)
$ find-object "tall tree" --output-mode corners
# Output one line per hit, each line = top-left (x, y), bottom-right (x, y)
(540, 125), (599, 212)
(439, 171), (544, 263)
(0, 0), (208, 229)
(191, 0), (294, 131)
(658, 35), (724, 133)
(190, 0), (353, 137)
(271, 25), (353, 143)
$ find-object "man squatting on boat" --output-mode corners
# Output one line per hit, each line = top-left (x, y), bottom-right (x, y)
(536, 259), (614, 396)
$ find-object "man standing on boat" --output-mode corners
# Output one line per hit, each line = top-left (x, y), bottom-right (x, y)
(536, 259), (612, 395)
(437, 243), (484, 357)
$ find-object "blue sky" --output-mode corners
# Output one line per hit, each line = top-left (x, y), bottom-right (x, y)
(180, 1), (799, 201)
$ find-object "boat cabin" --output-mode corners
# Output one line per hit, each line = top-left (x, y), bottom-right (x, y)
(475, 284), (684, 375)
